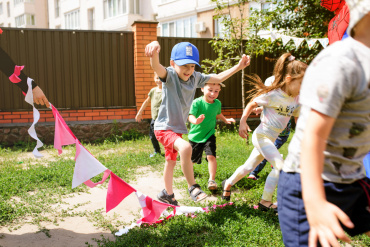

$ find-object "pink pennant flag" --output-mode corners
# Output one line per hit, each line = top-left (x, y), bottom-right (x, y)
(84, 169), (111, 188)
(9, 65), (25, 83)
(106, 172), (136, 213)
(51, 105), (77, 154)
(0, 28), (3, 34)
(136, 192), (175, 224)
(72, 143), (107, 188)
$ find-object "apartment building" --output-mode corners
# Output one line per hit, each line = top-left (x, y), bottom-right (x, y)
(48, 0), (158, 31)
(0, 0), (48, 28)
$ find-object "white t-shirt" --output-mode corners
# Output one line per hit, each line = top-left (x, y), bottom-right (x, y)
(254, 88), (300, 138)
(283, 37), (370, 183)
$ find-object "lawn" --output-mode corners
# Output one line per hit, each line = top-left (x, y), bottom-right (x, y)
(0, 127), (369, 247)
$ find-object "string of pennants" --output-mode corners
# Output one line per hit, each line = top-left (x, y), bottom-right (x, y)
(269, 32), (329, 49)
(9, 65), (234, 235)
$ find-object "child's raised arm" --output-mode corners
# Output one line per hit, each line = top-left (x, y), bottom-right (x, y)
(135, 95), (151, 122)
(301, 109), (354, 247)
(145, 41), (167, 79)
(208, 54), (250, 85)
(239, 100), (257, 139)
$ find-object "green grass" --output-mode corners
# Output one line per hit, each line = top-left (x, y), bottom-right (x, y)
(1, 127), (369, 246)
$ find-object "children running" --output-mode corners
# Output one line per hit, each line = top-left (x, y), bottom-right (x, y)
(145, 41), (250, 205)
(278, 1), (370, 246)
(135, 72), (162, 158)
(188, 82), (235, 191)
(221, 53), (307, 213)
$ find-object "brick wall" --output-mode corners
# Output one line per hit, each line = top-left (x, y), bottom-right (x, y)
(0, 108), (137, 124)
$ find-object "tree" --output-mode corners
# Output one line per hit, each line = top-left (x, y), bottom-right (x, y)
(202, 0), (334, 107)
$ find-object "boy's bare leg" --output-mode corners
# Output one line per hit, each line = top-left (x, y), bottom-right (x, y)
(163, 160), (176, 195)
(173, 138), (196, 186)
(207, 155), (217, 181)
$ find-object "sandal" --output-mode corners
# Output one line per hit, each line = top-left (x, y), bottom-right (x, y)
(157, 189), (178, 206)
(257, 202), (278, 213)
(221, 179), (231, 201)
(208, 180), (218, 191)
(188, 184), (208, 202)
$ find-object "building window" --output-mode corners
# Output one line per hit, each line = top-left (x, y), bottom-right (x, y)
(14, 0), (34, 6)
(104, 0), (127, 19)
(0, 3), (3, 15)
(15, 14), (35, 27)
(7, 2), (10, 17)
(65, 9), (80, 29)
(161, 16), (196, 38)
(88, 8), (95, 30)
(130, 0), (139, 14)
(214, 15), (230, 38)
(55, 0), (60, 18)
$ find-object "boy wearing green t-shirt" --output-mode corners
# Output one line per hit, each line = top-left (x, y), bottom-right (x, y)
(188, 83), (235, 191)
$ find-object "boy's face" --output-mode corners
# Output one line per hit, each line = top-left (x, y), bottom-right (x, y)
(170, 61), (195, 81)
(201, 83), (221, 103)
(154, 73), (161, 86)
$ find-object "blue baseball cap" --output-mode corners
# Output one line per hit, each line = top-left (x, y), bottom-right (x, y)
(170, 42), (200, 66)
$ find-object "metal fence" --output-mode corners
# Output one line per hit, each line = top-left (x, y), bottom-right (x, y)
(158, 37), (275, 108)
(0, 28), (135, 111)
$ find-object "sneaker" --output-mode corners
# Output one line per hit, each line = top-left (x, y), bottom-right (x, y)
(157, 189), (178, 206)
(247, 174), (260, 180)
(149, 152), (158, 158)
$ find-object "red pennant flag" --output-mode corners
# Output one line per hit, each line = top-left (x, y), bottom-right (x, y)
(0, 28), (3, 34)
(51, 105), (78, 154)
(106, 172), (136, 213)
(9, 65), (24, 83)
(140, 196), (175, 224)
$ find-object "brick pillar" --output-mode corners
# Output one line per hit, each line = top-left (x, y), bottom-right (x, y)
(132, 21), (158, 120)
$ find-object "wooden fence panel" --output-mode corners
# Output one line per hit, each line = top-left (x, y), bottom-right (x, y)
(0, 28), (135, 111)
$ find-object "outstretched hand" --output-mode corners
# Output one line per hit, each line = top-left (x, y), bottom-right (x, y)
(145, 41), (161, 57)
(32, 86), (50, 108)
(225, 118), (235, 124)
(238, 54), (251, 70)
(306, 200), (353, 247)
(195, 114), (205, 124)
(238, 121), (251, 139)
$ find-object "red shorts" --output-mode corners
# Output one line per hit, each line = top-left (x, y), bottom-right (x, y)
(154, 130), (182, 161)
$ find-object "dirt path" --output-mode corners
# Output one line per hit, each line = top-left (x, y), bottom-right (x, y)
(0, 166), (217, 247)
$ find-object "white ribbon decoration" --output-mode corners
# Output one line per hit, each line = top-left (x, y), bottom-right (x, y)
(24, 78), (44, 158)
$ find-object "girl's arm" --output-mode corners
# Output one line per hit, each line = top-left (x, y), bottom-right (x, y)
(135, 96), (151, 122)
(301, 109), (353, 247)
(239, 101), (258, 139)
(216, 113), (235, 124)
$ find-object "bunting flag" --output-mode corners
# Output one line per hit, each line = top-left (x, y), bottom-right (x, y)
(136, 192), (176, 224)
(306, 39), (318, 50)
(72, 143), (108, 189)
(0, 28), (3, 34)
(51, 105), (78, 154)
(84, 169), (112, 188)
(24, 78), (44, 158)
(281, 35), (291, 46)
(9, 65), (25, 83)
(319, 38), (329, 49)
(293, 37), (304, 49)
(106, 172), (136, 213)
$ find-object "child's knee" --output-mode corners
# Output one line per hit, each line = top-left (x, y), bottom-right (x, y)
(207, 155), (216, 162)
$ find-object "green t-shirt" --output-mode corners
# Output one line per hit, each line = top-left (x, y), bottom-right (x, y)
(148, 87), (162, 120)
(188, 96), (221, 143)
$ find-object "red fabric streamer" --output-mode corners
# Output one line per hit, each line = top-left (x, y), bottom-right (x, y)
(9, 65), (25, 83)
(106, 172), (136, 213)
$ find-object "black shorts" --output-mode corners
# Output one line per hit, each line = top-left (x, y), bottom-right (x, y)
(189, 135), (216, 164)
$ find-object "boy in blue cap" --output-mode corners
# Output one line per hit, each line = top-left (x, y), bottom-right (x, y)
(145, 41), (250, 204)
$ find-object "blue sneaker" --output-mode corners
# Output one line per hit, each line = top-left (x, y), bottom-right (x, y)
(149, 152), (158, 158)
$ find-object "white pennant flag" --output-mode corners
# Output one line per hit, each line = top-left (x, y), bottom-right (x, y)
(319, 38), (329, 48)
(72, 143), (107, 188)
(293, 37), (304, 49)
(281, 35), (291, 46)
(306, 39), (317, 50)
(24, 78), (44, 158)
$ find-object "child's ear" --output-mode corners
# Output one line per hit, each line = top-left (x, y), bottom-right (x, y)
(285, 75), (292, 82)
(170, 60), (175, 68)
(201, 88), (205, 92)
